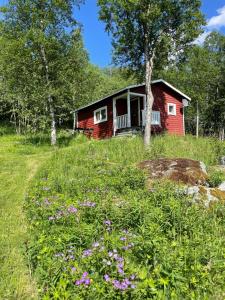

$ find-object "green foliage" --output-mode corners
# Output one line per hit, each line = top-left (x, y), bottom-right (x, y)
(208, 170), (225, 188)
(25, 135), (225, 299)
(157, 32), (225, 137)
(98, 0), (205, 76)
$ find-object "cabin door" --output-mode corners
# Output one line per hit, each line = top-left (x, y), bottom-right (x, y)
(130, 98), (139, 127)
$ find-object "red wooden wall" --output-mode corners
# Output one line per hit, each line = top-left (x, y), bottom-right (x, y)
(77, 82), (184, 139)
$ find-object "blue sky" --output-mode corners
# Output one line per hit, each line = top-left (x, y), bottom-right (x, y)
(74, 0), (225, 67)
(0, 0), (225, 67)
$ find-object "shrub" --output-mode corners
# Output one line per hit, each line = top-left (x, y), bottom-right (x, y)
(208, 170), (225, 187)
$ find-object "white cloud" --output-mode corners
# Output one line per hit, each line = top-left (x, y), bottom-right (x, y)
(195, 5), (225, 45)
(207, 5), (225, 29)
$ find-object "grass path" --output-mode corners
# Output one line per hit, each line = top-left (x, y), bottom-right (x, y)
(0, 135), (51, 299)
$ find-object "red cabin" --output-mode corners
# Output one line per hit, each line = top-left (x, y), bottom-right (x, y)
(75, 79), (191, 139)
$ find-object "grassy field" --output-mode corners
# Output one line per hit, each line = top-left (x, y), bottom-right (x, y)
(0, 134), (52, 299)
(0, 132), (224, 299)
(25, 134), (225, 299)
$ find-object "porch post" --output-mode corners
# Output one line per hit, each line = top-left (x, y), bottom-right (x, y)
(127, 90), (131, 128)
(113, 97), (117, 136)
(138, 97), (141, 126)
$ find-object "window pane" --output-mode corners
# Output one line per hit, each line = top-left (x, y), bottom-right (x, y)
(169, 105), (174, 113)
(96, 111), (101, 121)
(101, 109), (106, 120)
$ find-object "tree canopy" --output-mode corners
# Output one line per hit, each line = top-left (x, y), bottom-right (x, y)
(98, 0), (205, 145)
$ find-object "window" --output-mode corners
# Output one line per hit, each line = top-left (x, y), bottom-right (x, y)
(168, 103), (176, 116)
(94, 106), (107, 124)
(152, 111), (161, 125)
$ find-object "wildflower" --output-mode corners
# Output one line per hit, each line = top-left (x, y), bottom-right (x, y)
(71, 267), (76, 272)
(44, 198), (51, 206)
(84, 278), (91, 285)
(79, 201), (96, 207)
(82, 272), (88, 278)
(104, 274), (111, 282)
(130, 274), (136, 280)
(67, 205), (78, 214)
(92, 242), (100, 248)
(82, 249), (92, 257)
(120, 236), (127, 241)
(104, 220), (111, 226)
(108, 251), (113, 257)
(48, 216), (55, 221)
(75, 279), (82, 286)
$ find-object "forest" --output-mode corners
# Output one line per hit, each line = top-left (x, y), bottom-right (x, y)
(0, 0), (224, 144)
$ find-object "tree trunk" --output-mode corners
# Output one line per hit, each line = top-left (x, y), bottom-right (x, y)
(40, 45), (57, 146)
(196, 101), (199, 138)
(219, 128), (224, 141)
(144, 53), (154, 147)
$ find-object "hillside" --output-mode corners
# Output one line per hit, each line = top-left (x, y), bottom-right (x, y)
(23, 135), (225, 299)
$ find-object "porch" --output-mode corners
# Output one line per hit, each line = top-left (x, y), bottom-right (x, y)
(113, 90), (160, 136)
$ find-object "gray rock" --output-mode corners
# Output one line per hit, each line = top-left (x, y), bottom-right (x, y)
(218, 181), (225, 191)
(220, 156), (225, 166)
(186, 186), (199, 195)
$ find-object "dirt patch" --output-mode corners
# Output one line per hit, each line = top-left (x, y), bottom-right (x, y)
(138, 158), (208, 186)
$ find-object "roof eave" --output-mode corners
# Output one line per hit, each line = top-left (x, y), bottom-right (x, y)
(75, 79), (191, 112)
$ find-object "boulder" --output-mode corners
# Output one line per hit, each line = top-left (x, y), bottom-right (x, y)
(138, 158), (208, 186)
(218, 181), (225, 191)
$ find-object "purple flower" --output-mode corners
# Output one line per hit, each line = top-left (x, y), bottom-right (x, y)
(118, 268), (124, 274)
(75, 279), (82, 286)
(79, 201), (96, 207)
(130, 274), (136, 280)
(71, 267), (76, 272)
(82, 249), (92, 257)
(67, 205), (78, 214)
(104, 274), (111, 282)
(108, 251), (113, 257)
(131, 284), (136, 289)
(92, 242), (100, 248)
(117, 262), (124, 269)
(104, 220), (111, 226)
(84, 278), (91, 285)
(82, 272), (88, 278)
(120, 236), (127, 241)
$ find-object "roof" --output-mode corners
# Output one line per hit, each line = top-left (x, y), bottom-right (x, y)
(75, 79), (191, 112)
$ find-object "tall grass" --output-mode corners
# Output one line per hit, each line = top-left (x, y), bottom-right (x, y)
(26, 134), (225, 299)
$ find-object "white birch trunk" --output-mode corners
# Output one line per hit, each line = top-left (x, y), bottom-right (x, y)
(196, 101), (199, 138)
(40, 45), (57, 146)
(144, 53), (154, 147)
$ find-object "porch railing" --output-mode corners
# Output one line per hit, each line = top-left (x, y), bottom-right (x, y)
(116, 111), (160, 130)
(116, 114), (128, 129)
(142, 110), (160, 126)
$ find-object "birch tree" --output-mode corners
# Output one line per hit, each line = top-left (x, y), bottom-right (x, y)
(98, 0), (205, 146)
(0, 0), (85, 145)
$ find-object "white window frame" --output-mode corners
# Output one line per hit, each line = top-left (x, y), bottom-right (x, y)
(167, 103), (176, 116)
(94, 106), (108, 124)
